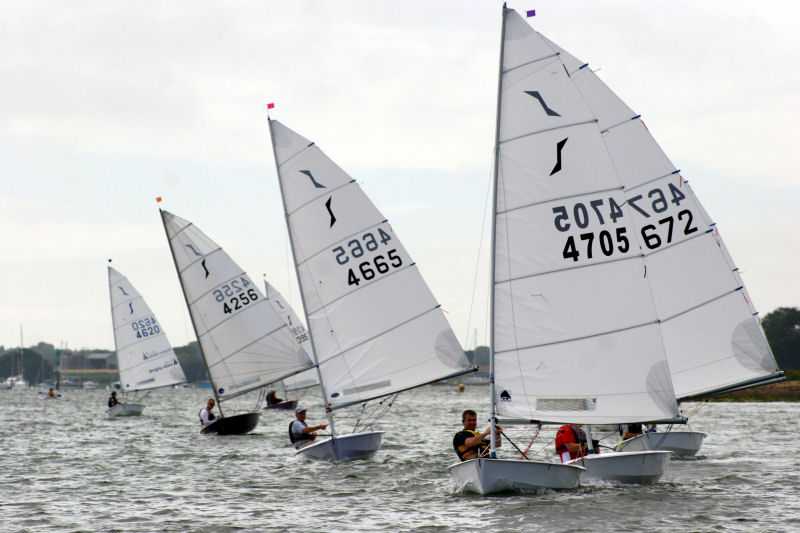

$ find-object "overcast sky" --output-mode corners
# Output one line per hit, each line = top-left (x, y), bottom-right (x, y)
(1, 0), (798, 351)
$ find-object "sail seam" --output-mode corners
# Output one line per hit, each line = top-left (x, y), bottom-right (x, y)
(499, 119), (597, 145)
(493, 318), (657, 355)
(296, 218), (389, 267)
(277, 141), (315, 169)
(305, 262), (416, 316)
(659, 287), (743, 324)
(625, 169), (681, 192)
(496, 252), (641, 285)
(497, 185), (624, 217)
(600, 114), (642, 134)
(202, 302), (286, 349)
(185, 270), (252, 308)
(502, 52), (560, 75)
(317, 305), (440, 366)
(287, 179), (356, 217)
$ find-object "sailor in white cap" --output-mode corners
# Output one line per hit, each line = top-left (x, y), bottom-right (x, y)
(289, 407), (328, 449)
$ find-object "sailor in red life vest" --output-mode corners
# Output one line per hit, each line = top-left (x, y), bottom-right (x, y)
(555, 423), (589, 463)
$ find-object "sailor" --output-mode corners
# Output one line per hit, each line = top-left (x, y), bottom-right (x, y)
(453, 409), (502, 461)
(555, 423), (589, 462)
(289, 407), (327, 449)
(48, 388), (56, 398)
(199, 398), (217, 425)
(108, 390), (120, 408)
(619, 423), (644, 440)
(266, 390), (283, 406)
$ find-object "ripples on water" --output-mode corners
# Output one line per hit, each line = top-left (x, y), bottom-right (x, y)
(1, 386), (798, 532)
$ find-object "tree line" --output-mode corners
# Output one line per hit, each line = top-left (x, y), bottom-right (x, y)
(1, 307), (798, 384)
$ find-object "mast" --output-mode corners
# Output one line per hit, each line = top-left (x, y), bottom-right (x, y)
(267, 117), (337, 437)
(488, 4), (508, 458)
(159, 208), (224, 416)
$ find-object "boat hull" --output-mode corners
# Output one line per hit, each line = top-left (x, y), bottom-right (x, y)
(201, 412), (260, 435)
(569, 451), (672, 485)
(264, 400), (298, 411)
(448, 458), (584, 495)
(617, 431), (706, 458)
(106, 403), (145, 417)
(295, 431), (383, 461)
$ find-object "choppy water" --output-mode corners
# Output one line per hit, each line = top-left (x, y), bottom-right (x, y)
(1, 385), (798, 532)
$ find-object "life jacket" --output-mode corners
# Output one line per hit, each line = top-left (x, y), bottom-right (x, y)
(199, 408), (216, 425)
(454, 430), (489, 461)
(289, 420), (310, 444)
(555, 425), (586, 459)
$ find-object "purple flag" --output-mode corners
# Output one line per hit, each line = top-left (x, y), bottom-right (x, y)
(526, 9), (536, 17)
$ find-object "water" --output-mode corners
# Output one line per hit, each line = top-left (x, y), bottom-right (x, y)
(2, 386), (798, 532)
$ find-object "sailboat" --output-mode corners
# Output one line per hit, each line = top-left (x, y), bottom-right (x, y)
(107, 264), (188, 416)
(268, 118), (476, 461)
(446, 6), (737, 493)
(262, 278), (317, 410)
(160, 209), (315, 435)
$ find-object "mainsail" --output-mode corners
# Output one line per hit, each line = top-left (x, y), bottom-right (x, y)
(108, 266), (187, 392)
(268, 119), (473, 411)
(160, 210), (313, 402)
(491, 9), (779, 424)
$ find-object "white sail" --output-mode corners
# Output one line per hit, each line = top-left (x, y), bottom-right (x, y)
(269, 119), (472, 409)
(492, 9), (778, 422)
(263, 280), (319, 391)
(160, 210), (313, 401)
(108, 266), (187, 392)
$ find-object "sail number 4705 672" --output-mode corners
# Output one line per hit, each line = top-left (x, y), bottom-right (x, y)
(330, 228), (403, 287)
(552, 185), (698, 262)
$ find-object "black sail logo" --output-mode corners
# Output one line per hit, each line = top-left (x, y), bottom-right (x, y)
(300, 170), (326, 188)
(500, 390), (512, 402)
(325, 196), (336, 227)
(524, 90), (561, 117)
(550, 138), (568, 176)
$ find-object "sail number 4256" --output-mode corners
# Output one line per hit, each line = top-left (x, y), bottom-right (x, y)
(212, 277), (259, 315)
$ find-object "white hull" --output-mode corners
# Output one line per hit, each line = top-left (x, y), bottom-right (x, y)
(568, 451), (672, 485)
(295, 431), (383, 461)
(106, 403), (145, 417)
(617, 431), (706, 458)
(448, 458), (584, 495)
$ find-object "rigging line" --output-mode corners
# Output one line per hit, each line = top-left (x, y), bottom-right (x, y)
(464, 151), (500, 348)
(500, 430), (530, 460)
(520, 424), (542, 460)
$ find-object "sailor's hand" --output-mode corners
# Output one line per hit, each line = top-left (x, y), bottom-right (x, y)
(319, 424), (328, 430)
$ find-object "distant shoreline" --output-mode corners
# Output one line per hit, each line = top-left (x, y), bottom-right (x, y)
(706, 377), (800, 402)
